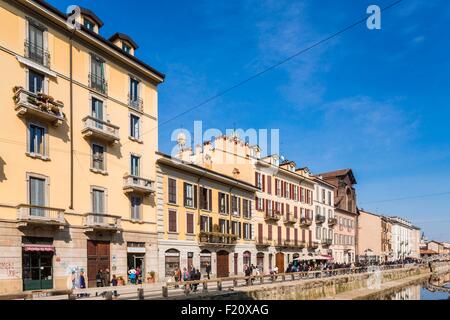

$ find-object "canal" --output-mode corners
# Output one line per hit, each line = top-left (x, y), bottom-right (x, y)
(373, 272), (450, 300)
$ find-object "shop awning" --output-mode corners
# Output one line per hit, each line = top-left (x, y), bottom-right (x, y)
(23, 244), (55, 252)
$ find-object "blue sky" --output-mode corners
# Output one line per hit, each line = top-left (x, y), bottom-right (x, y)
(48, 0), (450, 242)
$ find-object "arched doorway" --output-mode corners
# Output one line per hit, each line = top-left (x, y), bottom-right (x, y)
(257, 252), (265, 272)
(243, 251), (251, 267)
(276, 252), (284, 272)
(216, 250), (229, 278)
(165, 249), (180, 278)
(199, 250), (212, 275)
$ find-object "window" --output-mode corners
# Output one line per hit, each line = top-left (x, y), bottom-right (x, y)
(200, 215), (212, 232)
(243, 199), (251, 218)
(130, 195), (142, 220)
(186, 213), (194, 234)
(92, 144), (105, 171)
(328, 191), (332, 205)
(130, 114), (140, 139)
(168, 178), (177, 204)
(123, 43), (132, 54)
(83, 18), (95, 31)
(28, 70), (44, 93)
(231, 196), (240, 216)
(129, 78), (140, 105)
(29, 124), (45, 156)
(219, 219), (227, 233)
(184, 183), (196, 208)
(90, 55), (106, 93)
(200, 187), (212, 211)
(92, 189), (105, 214)
(243, 223), (251, 240)
(165, 249), (180, 277)
(316, 226), (321, 240)
(91, 97), (104, 121)
(255, 172), (262, 189)
(27, 23), (45, 65)
(168, 210), (177, 232)
(218, 192), (228, 214)
(130, 155), (140, 176)
(231, 221), (240, 237)
(29, 176), (46, 216)
(321, 189), (326, 203)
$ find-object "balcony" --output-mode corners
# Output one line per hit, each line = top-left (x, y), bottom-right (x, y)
(198, 232), (237, 246)
(82, 116), (120, 143)
(123, 175), (155, 195)
(83, 213), (122, 233)
(24, 40), (50, 68)
(128, 94), (144, 112)
(264, 211), (281, 222)
(315, 214), (326, 224)
(256, 238), (272, 247)
(283, 214), (297, 225)
(17, 204), (65, 228)
(283, 240), (295, 248)
(308, 241), (319, 250)
(89, 73), (108, 95)
(328, 217), (338, 227)
(300, 217), (312, 227)
(322, 238), (333, 247)
(13, 87), (64, 126)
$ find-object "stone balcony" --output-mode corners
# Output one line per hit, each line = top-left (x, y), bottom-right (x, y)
(13, 87), (64, 126)
(300, 217), (313, 227)
(81, 115), (120, 144)
(328, 217), (338, 227)
(123, 175), (155, 195)
(256, 238), (272, 247)
(322, 238), (333, 247)
(198, 232), (237, 246)
(16, 204), (65, 228)
(308, 241), (320, 250)
(83, 213), (122, 233)
(315, 214), (326, 224)
(283, 213), (297, 225)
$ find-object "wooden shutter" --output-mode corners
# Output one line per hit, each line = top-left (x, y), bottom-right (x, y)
(258, 224), (263, 242)
(294, 228), (298, 243)
(302, 229), (305, 242)
(268, 225), (272, 240)
(168, 210), (177, 232)
(278, 226), (282, 245)
(183, 182), (187, 206)
(294, 206), (298, 218)
(255, 172), (258, 187)
(186, 213), (193, 234)
(194, 185), (198, 209)
(208, 217), (212, 232)
(208, 189), (212, 211)
(267, 176), (271, 194)
(255, 196), (259, 211)
(286, 227), (290, 241)
(309, 230), (312, 245)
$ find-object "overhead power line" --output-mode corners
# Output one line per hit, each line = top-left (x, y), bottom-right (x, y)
(125, 0), (404, 146)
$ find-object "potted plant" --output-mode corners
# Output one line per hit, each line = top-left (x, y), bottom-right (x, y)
(147, 271), (156, 283)
(117, 276), (125, 286)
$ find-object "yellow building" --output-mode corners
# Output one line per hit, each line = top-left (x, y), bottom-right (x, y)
(177, 135), (320, 272)
(0, 0), (164, 294)
(357, 210), (383, 262)
(156, 152), (257, 279)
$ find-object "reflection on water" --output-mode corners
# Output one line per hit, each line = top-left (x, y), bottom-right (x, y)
(375, 273), (450, 300)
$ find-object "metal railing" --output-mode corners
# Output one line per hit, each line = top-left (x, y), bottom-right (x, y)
(300, 217), (313, 226)
(198, 232), (237, 245)
(255, 238), (272, 247)
(283, 213), (297, 224)
(328, 217), (338, 226)
(128, 94), (144, 112)
(24, 40), (50, 68)
(264, 211), (281, 221)
(322, 238), (333, 246)
(82, 115), (120, 142)
(17, 204), (65, 224)
(123, 175), (155, 194)
(315, 214), (326, 224)
(88, 73), (108, 95)
(83, 213), (122, 230)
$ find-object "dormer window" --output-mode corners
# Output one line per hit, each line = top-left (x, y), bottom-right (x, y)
(83, 18), (95, 32)
(122, 43), (131, 54)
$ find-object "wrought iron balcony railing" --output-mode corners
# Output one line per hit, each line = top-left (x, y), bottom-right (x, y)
(89, 73), (108, 95)
(315, 214), (326, 224)
(264, 211), (281, 222)
(24, 40), (50, 68)
(328, 217), (338, 226)
(198, 232), (237, 245)
(300, 217), (313, 227)
(283, 213), (297, 224)
(128, 94), (144, 112)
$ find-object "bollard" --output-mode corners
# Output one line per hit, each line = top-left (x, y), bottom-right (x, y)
(260, 277), (264, 284)
(281, 275), (285, 281)
(217, 281), (222, 291)
(203, 282), (208, 292)
(162, 286), (168, 298)
(104, 291), (113, 300)
(233, 279), (238, 287)
(137, 288), (144, 300)
(291, 274), (294, 281)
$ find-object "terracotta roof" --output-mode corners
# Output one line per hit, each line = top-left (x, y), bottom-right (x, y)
(317, 168), (357, 184)
(420, 249), (439, 255)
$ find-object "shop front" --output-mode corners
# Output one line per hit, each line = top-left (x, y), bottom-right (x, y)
(22, 237), (54, 291)
(127, 242), (146, 276)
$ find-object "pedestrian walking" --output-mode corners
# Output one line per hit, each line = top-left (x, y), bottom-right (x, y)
(96, 269), (103, 287)
(205, 262), (211, 280)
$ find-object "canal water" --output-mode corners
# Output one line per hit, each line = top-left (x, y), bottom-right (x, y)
(374, 273), (450, 300)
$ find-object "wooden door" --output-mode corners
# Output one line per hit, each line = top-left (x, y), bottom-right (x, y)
(216, 250), (229, 278)
(87, 240), (110, 288)
(276, 252), (284, 272)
